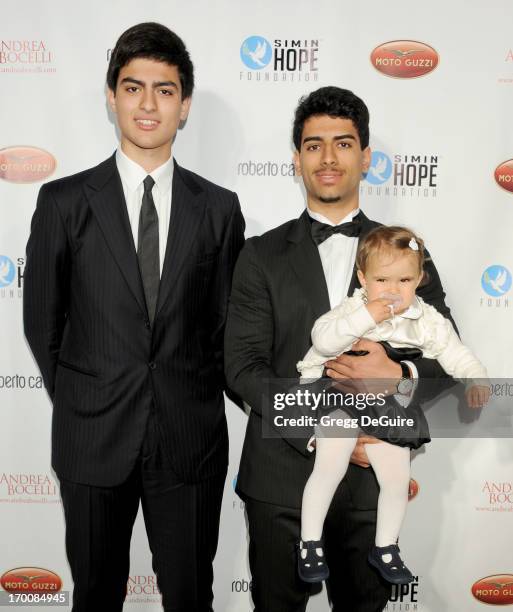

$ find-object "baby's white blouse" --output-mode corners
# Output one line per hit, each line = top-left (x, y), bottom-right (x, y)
(297, 288), (488, 383)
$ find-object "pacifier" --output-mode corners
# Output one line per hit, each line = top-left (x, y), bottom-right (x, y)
(379, 292), (403, 313)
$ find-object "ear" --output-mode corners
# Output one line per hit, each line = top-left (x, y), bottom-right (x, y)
(179, 96), (192, 121)
(107, 87), (117, 114)
(362, 146), (371, 174)
(357, 269), (366, 287)
(293, 150), (302, 176)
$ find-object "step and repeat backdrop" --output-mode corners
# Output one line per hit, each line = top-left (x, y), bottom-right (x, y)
(1, 1), (512, 610)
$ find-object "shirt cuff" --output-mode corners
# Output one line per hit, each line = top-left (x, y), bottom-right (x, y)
(403, 360), (418, 379)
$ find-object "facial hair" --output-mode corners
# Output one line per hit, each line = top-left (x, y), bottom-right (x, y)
(319, 195), (342, 204)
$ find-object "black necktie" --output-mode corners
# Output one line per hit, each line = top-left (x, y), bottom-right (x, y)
(310, 214), (362, 245)
(138, 175), (159, 325)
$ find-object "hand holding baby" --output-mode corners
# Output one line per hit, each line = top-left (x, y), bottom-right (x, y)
(466, 384), (490, 409)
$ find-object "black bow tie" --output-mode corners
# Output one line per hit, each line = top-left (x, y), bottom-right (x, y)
(310, 214), (362, 245)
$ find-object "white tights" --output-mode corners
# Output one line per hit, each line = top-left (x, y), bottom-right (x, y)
(301, 413), (411, 547)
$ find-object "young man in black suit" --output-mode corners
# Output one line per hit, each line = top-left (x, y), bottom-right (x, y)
(225, 87), (454, 611)
(24, 22), (245, 612)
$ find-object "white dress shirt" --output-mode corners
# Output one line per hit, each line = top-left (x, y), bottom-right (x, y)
(115, 148), (173, 278)
(307, 207), (359, 309)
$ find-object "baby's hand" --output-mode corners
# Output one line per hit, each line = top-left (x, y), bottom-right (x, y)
(466, 384), (490, 409)
(366, 298), (396, 324)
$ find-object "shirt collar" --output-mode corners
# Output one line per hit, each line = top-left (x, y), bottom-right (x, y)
(307, 207), (360, 227)
(116, 147), (174, 194)
(398, 295), (423, 320)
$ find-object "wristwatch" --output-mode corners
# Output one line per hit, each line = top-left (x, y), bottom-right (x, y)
(396, 362), (414, 395)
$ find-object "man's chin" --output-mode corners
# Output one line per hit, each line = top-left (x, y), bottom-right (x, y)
(319, 196), (342, 204)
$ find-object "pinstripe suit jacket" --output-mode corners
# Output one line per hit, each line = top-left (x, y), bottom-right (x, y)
(24, 154), (245, 486)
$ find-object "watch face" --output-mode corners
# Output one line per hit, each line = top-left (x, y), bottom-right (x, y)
(397, 378), (414, 395)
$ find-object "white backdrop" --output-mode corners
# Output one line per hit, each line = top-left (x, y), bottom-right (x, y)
(1, 1), (513, 610)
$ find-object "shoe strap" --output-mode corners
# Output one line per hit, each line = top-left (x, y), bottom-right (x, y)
(375, 544), (405, 568)
(301, 540), (324, 551)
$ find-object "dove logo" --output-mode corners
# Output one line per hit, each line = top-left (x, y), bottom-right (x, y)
(0, 567), (62, 593)
(365, 151), (393, 185)
(240, 36), (272, 70)
(371, 40), (439, 78)
(0, 256), (16, 288)
(0, 146), (56, 183)
(481, 265), (512, 298)
(472, 575), (513, 605)
(494, 159), (513, 193)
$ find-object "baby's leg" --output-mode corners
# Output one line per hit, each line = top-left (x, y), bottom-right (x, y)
(365, 442), (410, 547)
(301, 414), (357, 541)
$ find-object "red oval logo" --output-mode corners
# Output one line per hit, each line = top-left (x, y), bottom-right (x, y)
(408, 478), (419, 501)
(0, 146), (56, 183)
(371, 40), (439, 78)
(472, 575), (513, 605)
(495, 159), (513, 193)
(0, 567), (62, 593)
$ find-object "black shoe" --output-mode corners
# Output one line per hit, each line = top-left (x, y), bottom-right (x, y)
(368, 544), (414, 585)
(297, 540), (330, 583)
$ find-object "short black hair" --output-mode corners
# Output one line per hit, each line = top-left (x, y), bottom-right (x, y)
(292, 86), (369, 151)
(107, 22), (194, 99)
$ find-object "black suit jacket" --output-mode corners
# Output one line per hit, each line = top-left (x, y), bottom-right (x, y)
(225, 210), (454, 509)
(24, 154), (245, 487)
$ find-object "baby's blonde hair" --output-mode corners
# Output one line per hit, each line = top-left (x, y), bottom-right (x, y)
(356, 226), (425, 275)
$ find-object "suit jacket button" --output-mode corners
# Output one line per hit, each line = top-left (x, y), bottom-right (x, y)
(149, 361), (157, 370)
(144, 319), (151, 330)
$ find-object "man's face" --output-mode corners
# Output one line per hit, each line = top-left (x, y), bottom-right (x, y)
(107, 57), (191, 159)
(357, 251), (422, 313)
(294, 115), (371, 208)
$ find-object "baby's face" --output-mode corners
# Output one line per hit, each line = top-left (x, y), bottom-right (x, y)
(358, 250), (422, 313)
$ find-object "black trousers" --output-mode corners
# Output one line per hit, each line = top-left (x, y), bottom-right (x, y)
(245, 484), (391, 612)
(59, 415), (226, 612)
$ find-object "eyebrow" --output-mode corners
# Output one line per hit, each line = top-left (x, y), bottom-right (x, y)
(302, 134), (357, 145)
(120, 77), (179, 89)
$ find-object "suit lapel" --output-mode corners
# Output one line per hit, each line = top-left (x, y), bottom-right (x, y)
(155, 161), (205, 318)
(286, 211), (331, 318)
(85, 154), (147, 314)
(287, 209), (379, 308)
(347, 210), (378, 295)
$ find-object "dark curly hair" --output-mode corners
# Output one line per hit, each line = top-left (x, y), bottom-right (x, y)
(292, 86), (369, 151)
(107, 22), (194, 99)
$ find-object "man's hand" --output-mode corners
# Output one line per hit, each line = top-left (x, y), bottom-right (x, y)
(466, 384), (490, 409)
(325, 339), (402, 395)
(350, 435), (382, 467)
